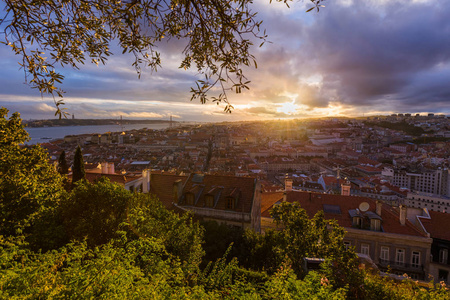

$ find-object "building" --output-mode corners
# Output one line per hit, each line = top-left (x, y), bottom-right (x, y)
(389, 143), (415, 153)
(176, 174), (261, 232)
(416, 210), (450, 283)
(384, 167), (449, 196)
(405, 192), (450, 213)
(259, 157), (310, 173)
(261, 190), (432, 280)
(82, 162), (150, 192)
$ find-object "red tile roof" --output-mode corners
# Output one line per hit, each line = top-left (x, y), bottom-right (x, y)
(261, 191), (426, 237)
(180, 174), (257, 213)
(322, 176), (338, 186)
(149, 173), (188, 209)
(419, 210), (450, 241)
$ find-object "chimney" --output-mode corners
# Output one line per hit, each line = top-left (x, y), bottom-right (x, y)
(101, 162), (108, 174)
(341, 182), (351, 196)
(142, 169), (150, 193)
(285, 175), (293, 192)
(173, 179), (183, 202)
(283, 191), (287, 202)
(376, 200), (382, 217)
(108, 163), (115, 174)
(399, 205), (407, 225)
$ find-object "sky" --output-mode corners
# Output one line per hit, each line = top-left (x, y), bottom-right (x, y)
(1, 0), (449, 122)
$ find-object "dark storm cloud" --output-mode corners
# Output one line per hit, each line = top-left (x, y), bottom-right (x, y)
(242, 0), (450, 114)
(300, 0), (450, 110)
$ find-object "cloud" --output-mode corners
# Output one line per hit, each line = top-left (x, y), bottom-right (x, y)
(1, 0), (449, 120)
(35, 103), (55, 112)
(234, 0), (450, 115)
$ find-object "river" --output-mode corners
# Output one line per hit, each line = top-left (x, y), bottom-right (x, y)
(25, 123), (171, 145)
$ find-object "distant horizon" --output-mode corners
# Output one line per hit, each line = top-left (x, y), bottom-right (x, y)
(20, 112), (449, 123)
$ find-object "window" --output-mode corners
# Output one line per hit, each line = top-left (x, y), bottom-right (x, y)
(396, 249), (405, 266)
(439, 249), (448, 264)
(353, 217), (362, 228)
(226, 197), (235, 209)
(411, 251), (420, 268)
(186, 193), (195, 206)
(361, 244), (370, 256)
(344, 241), (351, 251)
(370, 219), (381, 231)
(380, 246), (389, 263)
(205, 195), (214, 207)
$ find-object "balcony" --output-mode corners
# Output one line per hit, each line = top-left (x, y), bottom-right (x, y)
(377, 259), (425, 279)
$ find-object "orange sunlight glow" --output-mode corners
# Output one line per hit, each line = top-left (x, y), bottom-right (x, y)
(277, 101), (299, 115)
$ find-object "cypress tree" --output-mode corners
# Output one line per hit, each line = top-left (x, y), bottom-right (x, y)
(57, 150), (69, 175)
(72, 146), (85, 184)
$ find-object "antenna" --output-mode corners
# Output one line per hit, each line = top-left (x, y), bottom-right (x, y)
(359, 202), (370, 212)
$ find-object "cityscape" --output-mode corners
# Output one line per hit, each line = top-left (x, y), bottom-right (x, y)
(1, 0), (450, 298)
(34, 112), (450, 284)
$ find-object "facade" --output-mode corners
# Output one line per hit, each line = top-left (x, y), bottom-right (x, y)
(384, 167), (449, 196)
(389, 143), (415, 153)
(405, 191), (450, 213)
(261, 190), (432, 280)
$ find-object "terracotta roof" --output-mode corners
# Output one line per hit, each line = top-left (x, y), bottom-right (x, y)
(355, 165), (382, 173)
(179, 174), (257, 213)
(261, 191), (427, 237)
(357, 156), (380, 166)
(419, 210), (450, 241)
(149, 173), (188, 209)
(322, 176), (337, 186)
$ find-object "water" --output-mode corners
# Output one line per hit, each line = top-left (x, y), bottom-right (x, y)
(25, 123), (170, 145)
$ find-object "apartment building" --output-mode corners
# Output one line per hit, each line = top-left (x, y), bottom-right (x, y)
(384, 167), (449, 196)
(261, 190), (432, 280)
(405, 191), (450, 213)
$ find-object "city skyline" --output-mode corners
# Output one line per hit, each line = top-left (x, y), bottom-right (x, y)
(1, 0), (450, 121)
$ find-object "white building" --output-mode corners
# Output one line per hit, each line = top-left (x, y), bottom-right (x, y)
(405, 191), (450, 213)
(383, 167), (449, 196)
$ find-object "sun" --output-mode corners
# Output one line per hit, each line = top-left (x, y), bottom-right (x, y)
(277, 101), (299, 115)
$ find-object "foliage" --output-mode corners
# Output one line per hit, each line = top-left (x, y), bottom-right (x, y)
(62, 177), (133, 247)
(240, 228), (286, 274)
(362, 272), (450, 300)
(0, 107), (66, 250)
(1, 0), (326, 115)
(0, 236), (189, 299)
(57, 150), (69, 175)
(72, 145), (85, 184)
(126, 193), (204, 275)
(364, 121), (427, 136)
(270, 202), (354, 277)
(265, 266), (347, 300)
(201, 220), (245, 265)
